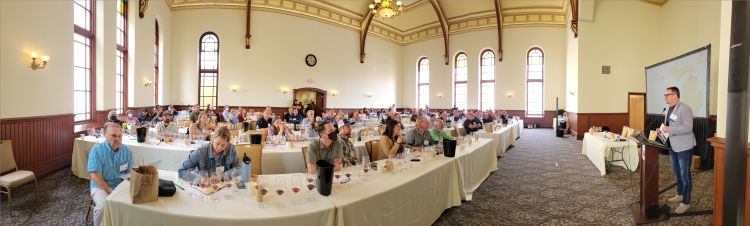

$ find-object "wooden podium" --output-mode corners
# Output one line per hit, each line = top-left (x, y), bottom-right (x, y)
(630, 135), (669, 224)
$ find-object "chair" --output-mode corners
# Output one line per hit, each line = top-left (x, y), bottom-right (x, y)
(230, 129), (239, 141)
(85, 198), (95, 223)
(301, 147), (309, 170)
(378, 124), (386, 134)
(365, 140), (384, 161)
(178, 120), (192, 128)
(0, 140), (38, 213)
(235, 144), (263, 176)
(249, 121), (257, 130)
(484, 123), (494, 133)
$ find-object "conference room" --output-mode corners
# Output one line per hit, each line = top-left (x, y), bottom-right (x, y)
(1, 0), (748, 225)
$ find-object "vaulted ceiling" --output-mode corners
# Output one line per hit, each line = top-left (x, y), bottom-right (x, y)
(167, 0), (569, 45)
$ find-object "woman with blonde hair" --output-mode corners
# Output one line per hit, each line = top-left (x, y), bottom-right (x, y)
(189, 112), (218, 140)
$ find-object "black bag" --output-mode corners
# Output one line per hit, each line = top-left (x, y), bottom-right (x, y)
(443, 139), (457, 157)
(316, 160), (334, 196)
(136, 127), (148, 143)
(158, 179), (176, 197)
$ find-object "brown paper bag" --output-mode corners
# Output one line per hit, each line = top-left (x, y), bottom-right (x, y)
(130, 165), (159, 204)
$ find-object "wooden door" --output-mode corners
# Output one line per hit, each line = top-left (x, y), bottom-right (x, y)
(628, 93), (646, 131)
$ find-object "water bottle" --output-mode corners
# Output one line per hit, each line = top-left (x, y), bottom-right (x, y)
(241, 153), (251, 182)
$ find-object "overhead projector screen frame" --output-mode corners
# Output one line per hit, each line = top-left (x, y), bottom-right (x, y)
(645, 44), (711, 118)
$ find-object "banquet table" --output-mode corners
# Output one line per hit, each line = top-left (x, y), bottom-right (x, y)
(100, 138), (497, 226)
(581, 132), (639, 176)
(102, 172), (336, 226)
(475, 124), (516, 157)
(72, 136), (375, 179)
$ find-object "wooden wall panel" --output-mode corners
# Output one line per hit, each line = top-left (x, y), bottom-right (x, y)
(706, 137), (750, 226)
(569, 113), (629, 140)
(0, 114), (74, 177)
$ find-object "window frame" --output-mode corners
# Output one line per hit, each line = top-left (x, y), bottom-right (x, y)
(525, 47), (545, 118)
(453, 52), (468, 111)
(198, 32), (220, 109)
(479, 49), (495, 111)
(115, 0), (129, 114)
(73, 0), (96, 123)
(417, 57), (429, 108)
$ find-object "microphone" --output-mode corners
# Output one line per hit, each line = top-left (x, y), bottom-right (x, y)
(645, 108), (666, 132)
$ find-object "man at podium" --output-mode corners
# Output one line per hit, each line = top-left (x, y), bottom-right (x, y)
(658, 86), (697, 214)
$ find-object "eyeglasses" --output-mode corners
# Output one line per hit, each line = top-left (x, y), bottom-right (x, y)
(663, 94), (675, 97)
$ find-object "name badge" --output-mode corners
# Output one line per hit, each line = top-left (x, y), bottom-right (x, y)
(423, 140), (429, 146)
(216, 166), (225, 174)
(670, 114), (678, 121)
(119, 163), (128, 173)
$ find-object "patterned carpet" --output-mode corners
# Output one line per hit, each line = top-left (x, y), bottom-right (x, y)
(433, 129), (713, 225)
(0, 129), (713, 225)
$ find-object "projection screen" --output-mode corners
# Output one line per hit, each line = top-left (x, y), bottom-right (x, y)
(645, 45), (710, 118)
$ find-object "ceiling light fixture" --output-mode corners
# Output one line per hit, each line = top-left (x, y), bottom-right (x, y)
(369, 0), (403, 19)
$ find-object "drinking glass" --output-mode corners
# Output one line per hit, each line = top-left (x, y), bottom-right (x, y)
(290, 175), (302, 195)
(275, 177), (286, 197)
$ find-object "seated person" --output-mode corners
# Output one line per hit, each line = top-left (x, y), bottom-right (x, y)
(189, 104), (201, 123)
(306, 121), (343, 173)
(227, 109), (239, 125)
(429, 119), (454, 142)
(462, 112), (483, 134)
(178, 127), (239, 179)
(301, 110), (315, 129)
(282, 107), (294, 123)
(107, 110), (123, 125)
(268, 117), (295, 141)
(88, 123), (133, 226)
(256, 112), (271, 129)
(482, 110), (496, 124)
(338, 123), (358, 166)
(376, 120), (405, 161)
(123, 110), (141, 126)
(155, 112), (179, 139)
(287, 108), (303, 125)
(189, 112), (218, 141)
(405, 115), (435, 151)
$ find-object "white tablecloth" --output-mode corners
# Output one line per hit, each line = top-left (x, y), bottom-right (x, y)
(476, 124), (516, 157)
(73, 136), (374, 179)
(452, 138), (497, 200)
(102, 171), (336, 226)
(329, 156), (462, 226)
(581, 132), (639, 176)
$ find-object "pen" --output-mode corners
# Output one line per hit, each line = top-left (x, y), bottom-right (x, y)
(175, 183), (185, 191)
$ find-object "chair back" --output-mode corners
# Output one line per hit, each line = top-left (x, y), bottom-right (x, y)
(235, 144), (263, 175)
(458, 127), (467, 136)
(301, 147), (309, 169)
(378, 124), (386, 135)
(0, 140), (18, 173)
(449, 127), (458, 137)
(366, 140), (379, 162)
(484, 123), (494, 133)
(178, 120), (192, 128)
(230, 129), (239, 141)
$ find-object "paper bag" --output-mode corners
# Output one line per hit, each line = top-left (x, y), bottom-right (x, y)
(130, 165), (159, 204)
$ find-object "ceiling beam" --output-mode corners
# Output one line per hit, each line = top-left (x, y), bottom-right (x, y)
(359, 12), (375, 63)
(429, 0), (449, 65)
(493, 0), (503, 62)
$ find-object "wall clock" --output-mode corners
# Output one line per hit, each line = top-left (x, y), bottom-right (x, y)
(305, 54), (317, 67)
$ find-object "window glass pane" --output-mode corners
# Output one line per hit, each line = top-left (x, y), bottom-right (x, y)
(455, 83), (467, 110)
(481, 83), (494, 111)
(418, 85), (429, 107)
(455, 53), (467, 82)
(74, 4), (86, 29)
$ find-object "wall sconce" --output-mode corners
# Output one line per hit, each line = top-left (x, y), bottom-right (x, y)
(506, 91), (514, 98)
(330, 90), (338, 96)
(569, 91), (576, 96)
(144, 80), (153, 87)
(30, 52), (50, 70)
(281, 88), (290, 94)
(366, 92), (374, 98)
(436, 92), (444, 98)
(231, 86), (240, 93)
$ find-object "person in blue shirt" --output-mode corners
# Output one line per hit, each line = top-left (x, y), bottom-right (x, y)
(88, 122), (133, 226)
(178, 126), (239, 180)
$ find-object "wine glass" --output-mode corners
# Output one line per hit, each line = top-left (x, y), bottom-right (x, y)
(275, 177), (286, 197)
(290, 174), (302, 195)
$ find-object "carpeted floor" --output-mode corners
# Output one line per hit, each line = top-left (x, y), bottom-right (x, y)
(1, 129), (713, 225)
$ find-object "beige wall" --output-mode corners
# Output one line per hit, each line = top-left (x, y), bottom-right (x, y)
(0, 0), (171, 119)
(400, 27), (567, 111)
(128, 0), (172, 108)
(565, 11), (579, 113)
(0, 0), (74, 118)
(170, 9), (401, 108)
(576, 0), (721, 114)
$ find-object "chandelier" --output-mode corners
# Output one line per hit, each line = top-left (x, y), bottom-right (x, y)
(369, 0), (403, 19)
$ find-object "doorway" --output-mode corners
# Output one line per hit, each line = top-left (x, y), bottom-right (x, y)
(628, 92), (646, 131)
(293, 87), (327, 116)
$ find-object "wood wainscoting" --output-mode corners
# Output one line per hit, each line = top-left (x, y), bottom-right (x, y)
(568, 112), (629, 140)
(706, 137), (750, 226)
(0, 114), (74, 177)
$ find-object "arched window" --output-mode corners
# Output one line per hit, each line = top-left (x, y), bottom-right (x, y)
(480, 50), (495, 111)
(417, 57), (430, 108)
(115, 0), (128, 114)
(453, 52), (468, 110)
(154, 20), (159, 105)
(526, 47), (544, 117)
(199, 32), (219, 108)
(73, 0), (95, 122)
